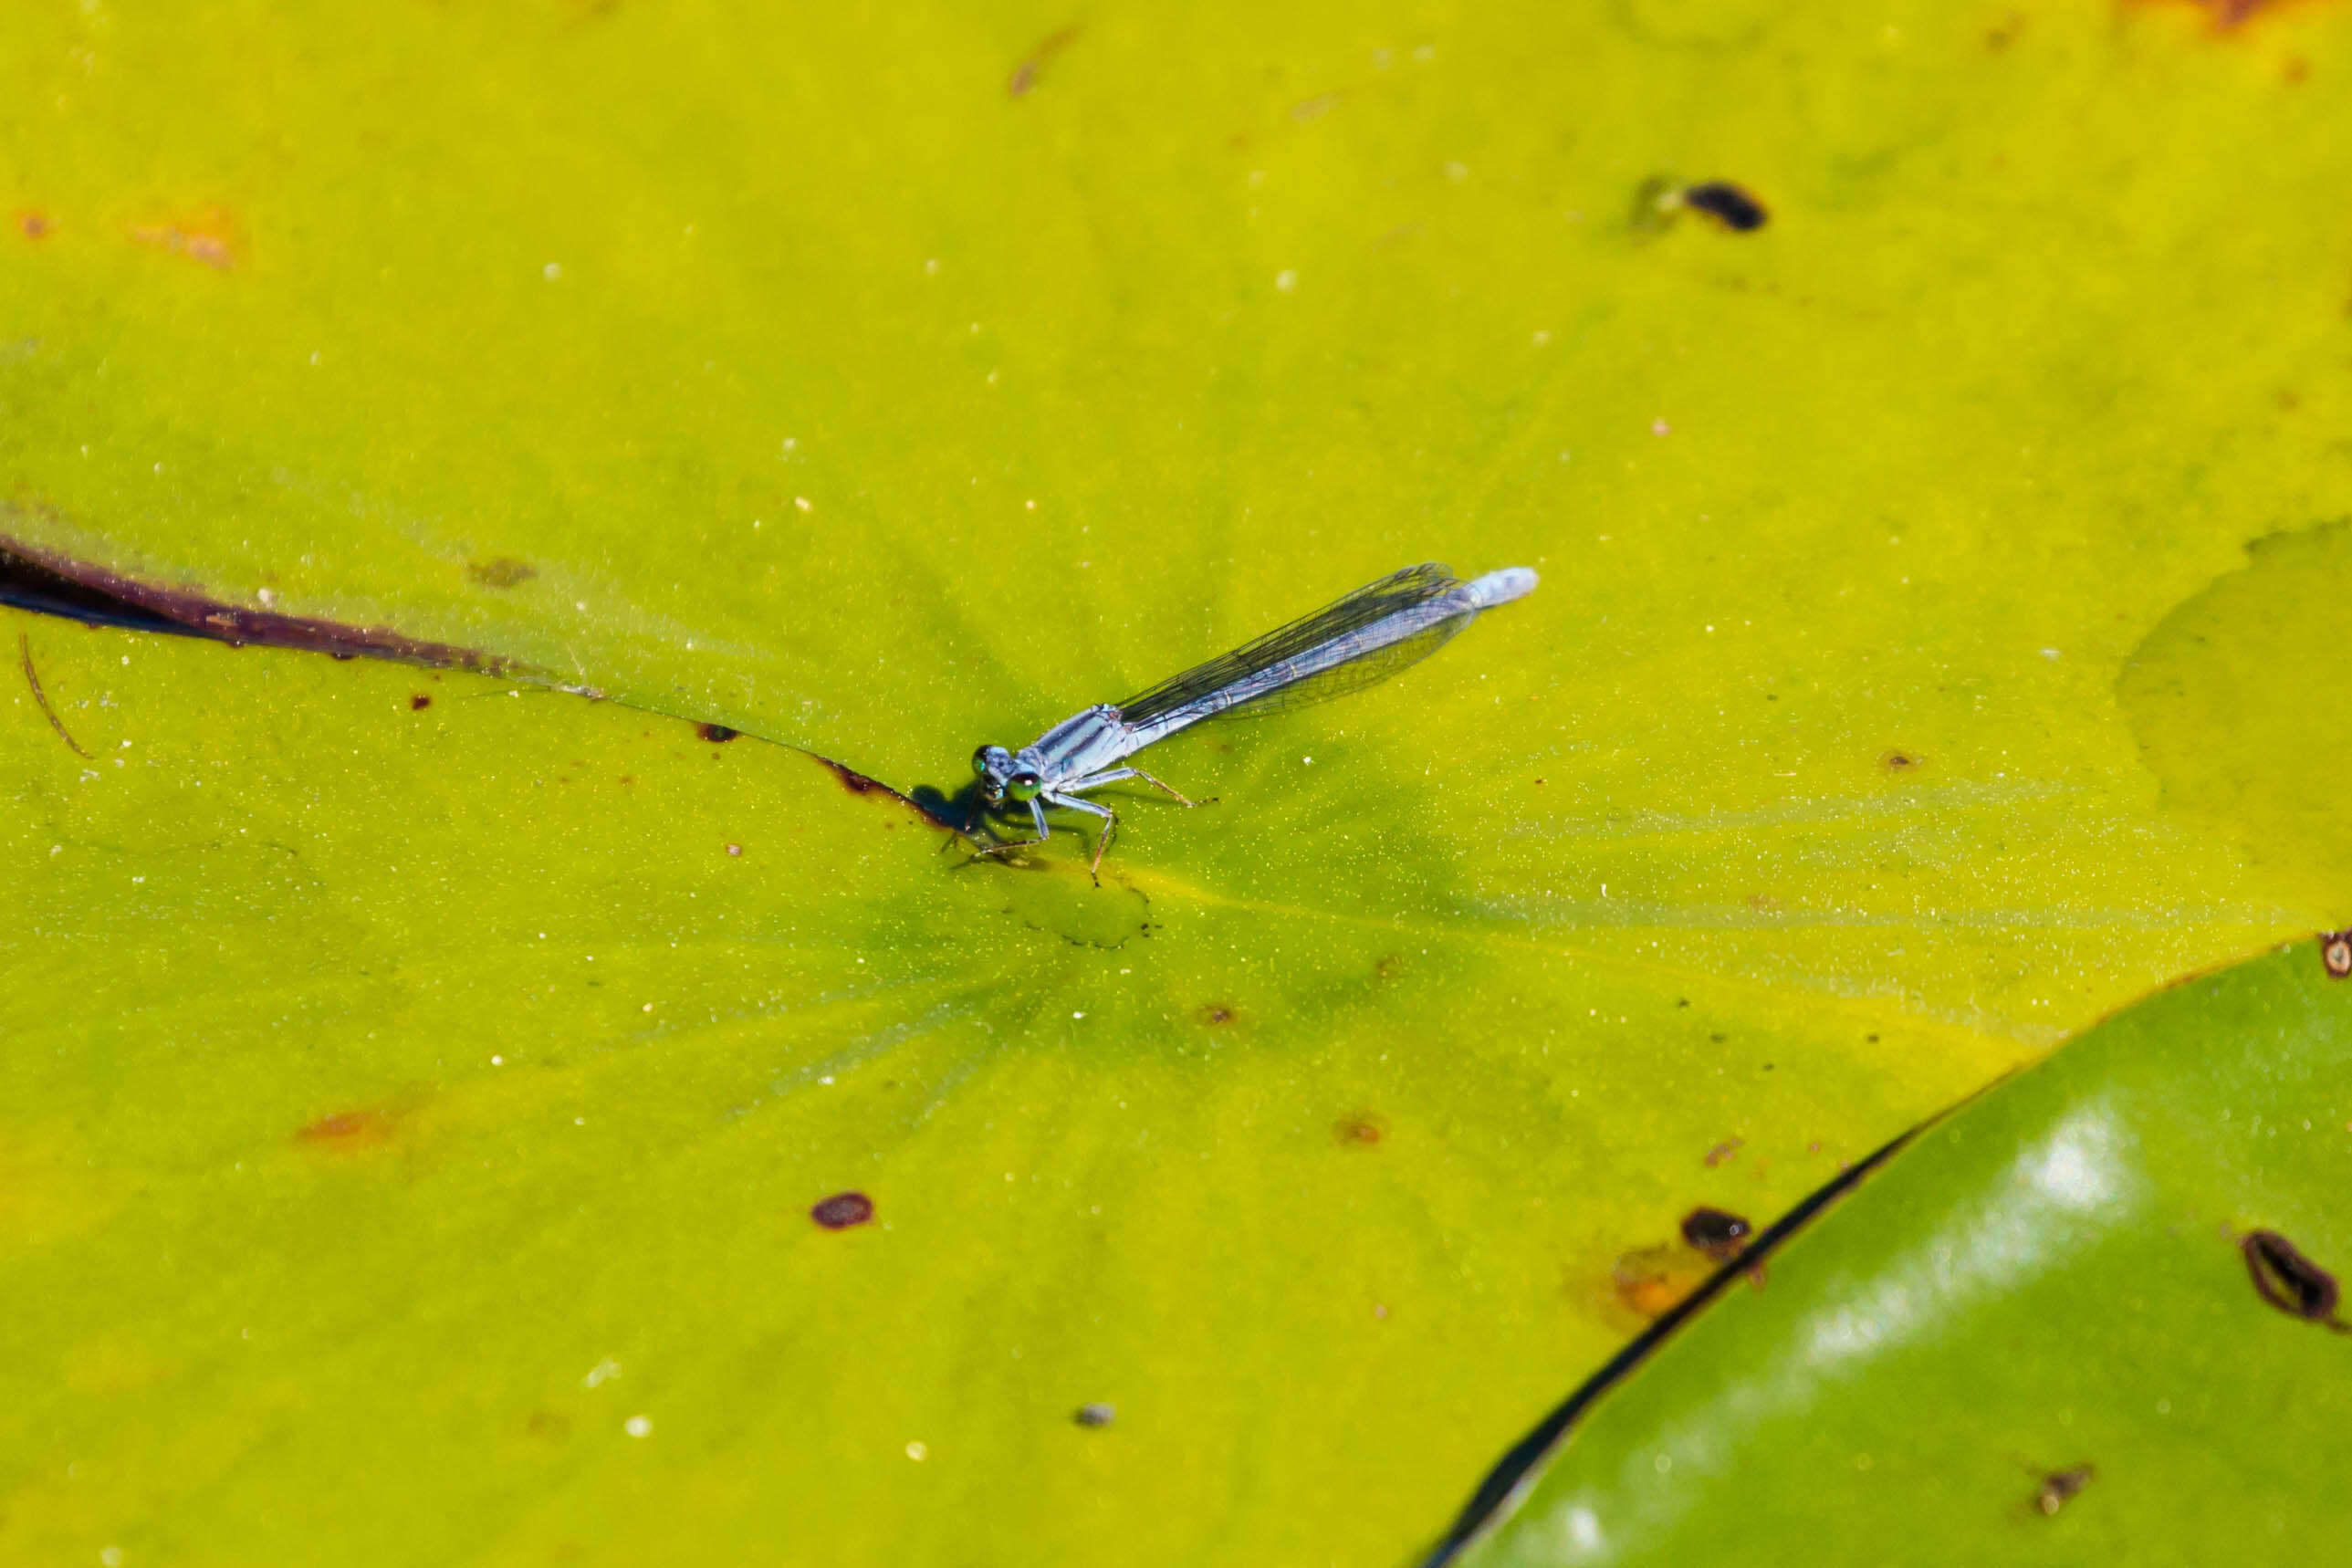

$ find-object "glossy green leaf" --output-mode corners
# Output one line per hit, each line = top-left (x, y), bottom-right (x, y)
(4, 0), (2350, 1562)
(1448, 938), (2352, 1565)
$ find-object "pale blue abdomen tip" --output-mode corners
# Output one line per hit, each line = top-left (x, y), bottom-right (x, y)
(1464, 566), (1539, 608)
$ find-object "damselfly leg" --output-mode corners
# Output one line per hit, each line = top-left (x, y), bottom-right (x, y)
(1058, 766), (1209, 809)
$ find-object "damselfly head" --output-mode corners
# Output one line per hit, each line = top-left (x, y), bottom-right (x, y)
(972, 743), (1017, 805)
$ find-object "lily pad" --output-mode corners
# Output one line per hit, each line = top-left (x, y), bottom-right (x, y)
(3, 0), (2349, 1562)
(1440, 936), (2352, 1565)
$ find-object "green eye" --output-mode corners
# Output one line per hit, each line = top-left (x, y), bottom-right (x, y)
(1007, 772), (1043, 802)
(971, 747), (993, 777)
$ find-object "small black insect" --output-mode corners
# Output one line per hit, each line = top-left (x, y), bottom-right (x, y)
(1683, 181), (1769, 232)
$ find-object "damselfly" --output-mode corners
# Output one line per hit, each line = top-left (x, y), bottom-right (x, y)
(970, 562), (1538, 877)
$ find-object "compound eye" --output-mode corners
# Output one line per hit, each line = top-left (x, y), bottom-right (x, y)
(971, 746), (995, 777)
(1008, 771), (1044, 802)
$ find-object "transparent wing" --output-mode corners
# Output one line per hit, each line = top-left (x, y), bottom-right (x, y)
(1202, 612), (1472, 717)
(1114, 562), (1468, 727)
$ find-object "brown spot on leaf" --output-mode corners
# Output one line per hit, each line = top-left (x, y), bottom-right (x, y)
(806, 753), (964, 831)
(2242, 1228), (2345, 1325)
(1373, 954), (1404, 981)
(2321, 930), (2352, 978)
(129, 210), (237, 268)
(1008, 26), (1078, 96)
(1703, 1138), (1744, 1168)
(1881, 749), (1922, 773)
(1072, 1402), (1115, 1427)
(18, 211), (51, 239)
(466, 558), (537, 589)
(828, 759), (881, 794)
(2156, 0), (2281, 28)
(2035, 1463), (2096, 1516)
(1199, 1004), (1236, 1026)
(410, 694), (433, 711)
(296, 1108), (394, 1149)
(726, 842), (743, 857)
(1611, 1244), (1710, 1319)
(696, 723), (738, 743)
(1679, 1207), (1753, 1262)
(810, 1191), (874, 1229)
(1334, 1113), (1387, 1146)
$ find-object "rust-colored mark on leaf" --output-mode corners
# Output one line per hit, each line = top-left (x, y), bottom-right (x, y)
(1682, 181), (1768, 232)
(810, 1190), (874, 1229)
(2035, 1462), (2096, 1517)
(1008, 26), (1078, 96)
(466, 558), (537, 589)
(1703, 1137), (1744, 1168)
(827, 759), (882, 794)
(1199, 1003), (1237, 1026)
(807, 753), (964, 831)
(296, 1107), (394, 1150)
(17, 211), (51, 240)
(1881, 748), (1923, 773)
(129, 211), (237, 269)
(1334, 1113), (1388, 1146)
(2157, 0), (2282, 28)
(1611, 1245), (1709, 1320)
(2242, 1228), (2346, 1326)
(0, 533), (538, 679)
(18, 632), (91, 758)
(1373, 953), (1404, 981)
(2321, 930), (2352, 978)
(697, 722), (738, 743)
(1679, 1207), (1753, 1262)
(410, 694), (433, 711)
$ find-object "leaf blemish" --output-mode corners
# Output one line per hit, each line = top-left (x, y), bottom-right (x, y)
(1007, 25), (1078, 97)
(129, 210), (236, 268)
(1611, 1244), (1708, 1319)
(410, 694), (432, 711)
(696, 722), (739, 743)
(2034, 1462), (2096, 1517)
(295, 1107), (394, 1149)
(2242, 1228), (2346, 1327)
(1703, 1137), (1743, 1167)
(465, 558), (538, 589)
(810, 1191), (875, 1229)
(17, 211), (50, 239)
(1334, 1113), (1387, 1146)
(1881, 749), (1923, 772)
(2321, 930), (2351, 978)
(1199, 1004), (1237, 1026)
